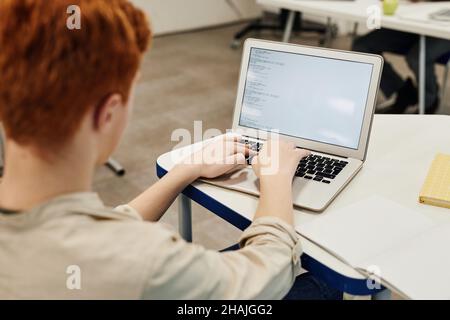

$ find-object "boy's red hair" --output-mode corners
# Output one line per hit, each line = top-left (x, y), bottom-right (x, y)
(0, 0), (151, 149)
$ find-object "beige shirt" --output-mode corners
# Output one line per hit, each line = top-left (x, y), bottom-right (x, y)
(0, 193), (302, 299)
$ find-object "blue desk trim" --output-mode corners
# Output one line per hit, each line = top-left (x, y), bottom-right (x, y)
(157, 163), (384, 296)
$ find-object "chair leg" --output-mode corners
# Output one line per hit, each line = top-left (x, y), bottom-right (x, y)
(441, 62), (449, 110)
(106, 158), (126, 177)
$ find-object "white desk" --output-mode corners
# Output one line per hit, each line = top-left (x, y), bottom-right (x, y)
(157, 115), (450, 298)
(257, 0), (450, 114)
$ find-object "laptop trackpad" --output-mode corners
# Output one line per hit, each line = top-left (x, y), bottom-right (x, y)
(200, 166), (346, 212)
(201, 168), (260, 195)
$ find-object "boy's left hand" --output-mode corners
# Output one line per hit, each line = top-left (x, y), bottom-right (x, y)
(181, 134), (256, 179)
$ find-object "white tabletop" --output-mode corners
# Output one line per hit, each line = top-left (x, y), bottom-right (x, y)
(157, 115), (450, 282)
(257, 0), (450, 40)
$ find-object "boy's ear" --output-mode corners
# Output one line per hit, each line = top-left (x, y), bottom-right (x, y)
(93, 93), (123, 131)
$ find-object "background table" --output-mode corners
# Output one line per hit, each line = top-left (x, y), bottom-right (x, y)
(157, 115), (450, 299)
(257, 0), (450, 114)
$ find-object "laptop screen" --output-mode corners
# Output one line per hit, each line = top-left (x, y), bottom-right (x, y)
(239, 48), (374, 150)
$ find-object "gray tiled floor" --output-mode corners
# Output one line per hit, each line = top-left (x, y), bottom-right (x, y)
(93, 23), (449, 252)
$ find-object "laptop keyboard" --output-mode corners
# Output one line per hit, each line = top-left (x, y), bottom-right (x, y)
(296, 154), (348, 184)
(243, 139), (348, 184)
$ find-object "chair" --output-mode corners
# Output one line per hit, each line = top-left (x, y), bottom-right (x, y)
(230, 9), (333, 49)
(437, 52), (450, 110)
(106, 158), (126, 176)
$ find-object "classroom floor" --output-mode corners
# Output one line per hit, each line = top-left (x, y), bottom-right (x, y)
(93, 22), (450, 255)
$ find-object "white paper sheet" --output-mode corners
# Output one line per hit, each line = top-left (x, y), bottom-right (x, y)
(298, 195), (435, 267)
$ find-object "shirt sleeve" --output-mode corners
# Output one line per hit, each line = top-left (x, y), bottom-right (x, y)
(141, 217), (302, 300)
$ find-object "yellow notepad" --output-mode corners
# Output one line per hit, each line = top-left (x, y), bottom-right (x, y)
(419, 154), (450, 209)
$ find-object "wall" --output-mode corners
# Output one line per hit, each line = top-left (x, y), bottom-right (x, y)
(131, 0), (262, 35)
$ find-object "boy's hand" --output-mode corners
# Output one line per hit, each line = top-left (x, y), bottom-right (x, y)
(181, 134), (256, 179)
(252, 138), (310, 225)
(252, 139), (310, 183)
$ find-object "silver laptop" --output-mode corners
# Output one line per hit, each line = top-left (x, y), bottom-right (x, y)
(203, 39), (383, 212)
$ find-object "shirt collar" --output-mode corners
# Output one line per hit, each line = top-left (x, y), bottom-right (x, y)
(0, 192), (138, 222)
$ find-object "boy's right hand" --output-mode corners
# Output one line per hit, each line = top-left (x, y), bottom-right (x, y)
(252, 139), (310, 184)
(251, 139), (310, 225)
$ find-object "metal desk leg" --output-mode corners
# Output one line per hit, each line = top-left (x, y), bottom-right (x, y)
(373, 289), (392, 300)
(352, 22), (359, 41)
(178, 194), (193, 242)
(323, 17), (333, 47)
(418, 35), (426, 115)
(282, 10), (295, 43)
